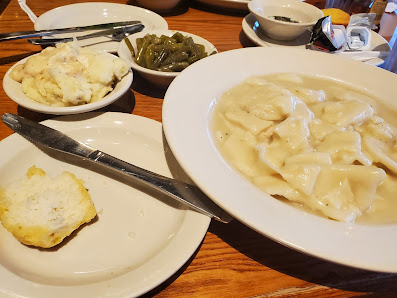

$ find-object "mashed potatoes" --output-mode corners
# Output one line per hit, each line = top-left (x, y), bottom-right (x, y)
(212, 73), (397, 223)
(10, 42), (129, 106)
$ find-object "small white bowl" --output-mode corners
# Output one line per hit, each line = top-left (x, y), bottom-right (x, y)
(118, 30), (218, 87)
(3, 53), (133, 115)
(248, 0), (324, 41)
(136, 0), (182, 12)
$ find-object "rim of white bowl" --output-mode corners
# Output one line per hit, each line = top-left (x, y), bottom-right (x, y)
(248, 0), (324, 27)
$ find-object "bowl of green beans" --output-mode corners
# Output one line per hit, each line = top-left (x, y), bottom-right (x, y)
(118, 30), (218, 87)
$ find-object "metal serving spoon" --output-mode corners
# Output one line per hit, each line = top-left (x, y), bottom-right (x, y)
(27, 24), (144, 46)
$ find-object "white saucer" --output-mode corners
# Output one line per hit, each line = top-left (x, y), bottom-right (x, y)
(242, 13), (391, 67)
(0, 112), (210, 297)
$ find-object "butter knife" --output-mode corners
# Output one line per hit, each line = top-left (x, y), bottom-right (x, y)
(0, 20), (141, 42)
(1, 113), (233, 223)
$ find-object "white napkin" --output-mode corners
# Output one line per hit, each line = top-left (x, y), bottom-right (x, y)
(385, 1), (397, 13)
(338, 51), (389, 61)
(17, 0), (37, 23)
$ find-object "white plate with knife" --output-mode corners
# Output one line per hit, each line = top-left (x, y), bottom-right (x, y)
(0, 112), (211, 297)
(33, 3), (168, 52)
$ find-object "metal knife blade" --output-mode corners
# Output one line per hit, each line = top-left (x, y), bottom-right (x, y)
(0, 20), (142, 42)
(1, 113), (233, 223)
(27, 24), (145, 46)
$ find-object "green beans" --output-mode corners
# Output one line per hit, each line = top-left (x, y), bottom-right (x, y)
(157, 62), (190, 72)
(128, 32), (215, 72)
(124, 37), (135, 57)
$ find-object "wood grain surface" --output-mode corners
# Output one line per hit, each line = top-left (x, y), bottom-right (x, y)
(0, 0), (396, 297)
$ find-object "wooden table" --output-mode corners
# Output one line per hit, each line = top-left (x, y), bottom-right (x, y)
(0, 0), (396, 297)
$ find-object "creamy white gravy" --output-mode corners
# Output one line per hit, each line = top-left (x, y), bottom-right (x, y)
(212, 73), (397, 224)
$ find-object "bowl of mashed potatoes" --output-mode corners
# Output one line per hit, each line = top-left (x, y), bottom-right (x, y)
(3, 42), (133, 115)
(162, 46), (397, 273)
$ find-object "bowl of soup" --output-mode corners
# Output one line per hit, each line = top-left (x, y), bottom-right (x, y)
(248, 0), (324, 40)
(162, 46), (397, 273)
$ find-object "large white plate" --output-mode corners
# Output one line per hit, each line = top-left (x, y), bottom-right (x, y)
(34, 3), (168, 52)
(0, 112), (209, 297)
(242, 13), (391, 67)
(162, 47), (397, 273)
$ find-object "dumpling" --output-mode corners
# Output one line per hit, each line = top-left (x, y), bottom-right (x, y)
(316, 131), (371, 165)
(225, 107), (273, 135)
(321, 100), (373, 127)
(280, 163), (321, 195)
(363, 135), (397, 174)
(257, 117), (311, 170)
(291, 87), (326, 104)
(313, 165), (386, 214)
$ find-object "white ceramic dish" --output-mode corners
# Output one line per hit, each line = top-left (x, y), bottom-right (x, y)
(136, 0), (182, 12)
(195, 0), (306, 10)
(195, 0), (251, 10)
(162, 46), (397, 273)
(118, 30), (217, 87)
(34, 3), (168, 53)
(248, 0), (323, 41)
(3, 53), (133, 115)
(242, 13), (391, 67)
(0, 112), (210, 297)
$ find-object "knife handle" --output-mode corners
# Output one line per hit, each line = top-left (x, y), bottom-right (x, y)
(88, 150), (233, 223)
(28, 38), (74, 45)
(0, 20), (141, 42)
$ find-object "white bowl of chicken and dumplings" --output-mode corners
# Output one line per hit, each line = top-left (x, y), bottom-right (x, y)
(162, 46), (397, 273)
